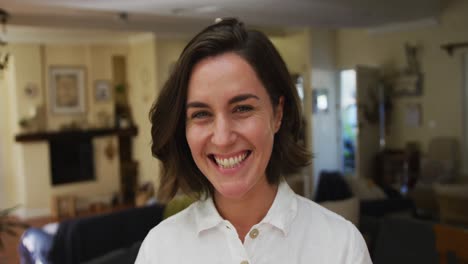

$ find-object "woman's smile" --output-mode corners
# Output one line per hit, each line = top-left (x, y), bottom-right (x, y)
(210, 150), (251, 170)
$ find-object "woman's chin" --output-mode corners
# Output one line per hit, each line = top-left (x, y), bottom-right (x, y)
(215, 183), (250, 200)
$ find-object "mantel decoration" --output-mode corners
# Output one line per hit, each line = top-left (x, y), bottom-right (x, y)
(94, 80), (112, 102)
(49, 66), (87, 114)
(392, 43), (423, 97)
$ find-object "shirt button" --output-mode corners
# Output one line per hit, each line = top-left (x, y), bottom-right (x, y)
(249, 228), (259, 239)
(240, 261), (249, 264)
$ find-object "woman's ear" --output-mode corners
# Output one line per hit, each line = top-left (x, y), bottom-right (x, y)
(274, 96), (284, 133)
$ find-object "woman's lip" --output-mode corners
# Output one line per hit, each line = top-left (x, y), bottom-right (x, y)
(208, 151), (252, 172)
(209, 150), (250, 159)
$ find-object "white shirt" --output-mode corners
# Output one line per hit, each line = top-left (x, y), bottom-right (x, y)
(135, 181), (372, 264)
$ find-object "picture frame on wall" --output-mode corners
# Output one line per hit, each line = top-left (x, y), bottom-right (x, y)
(313, 88), (329, 113)
(49, 66), (86, 114)
(392, 73), (423, 97)
(94, 80), (112, 102)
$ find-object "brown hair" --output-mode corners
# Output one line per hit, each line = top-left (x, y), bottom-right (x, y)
(150, 18), (311, 202)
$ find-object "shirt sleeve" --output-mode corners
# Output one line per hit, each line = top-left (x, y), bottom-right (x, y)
(134, 232), (157, 264)
(134, 240), (148, 264)
(350, 224), (373, 264)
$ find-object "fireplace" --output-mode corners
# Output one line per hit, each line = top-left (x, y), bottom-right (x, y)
(49, 137), (95, 185)
(15, 127), (138, 207)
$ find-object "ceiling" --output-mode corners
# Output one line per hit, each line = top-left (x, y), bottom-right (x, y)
(1, 0), (445, 38)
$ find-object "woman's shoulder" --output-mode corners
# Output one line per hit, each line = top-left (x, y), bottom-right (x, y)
(137, 201), (199, 259)
(150, 201), (199, 236)
(294, 195), (357, 235)
(291, 195), (371, 263)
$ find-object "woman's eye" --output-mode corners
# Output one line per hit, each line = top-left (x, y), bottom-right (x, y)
(191, 111), (211, 119)
(234, 105), (253, 113)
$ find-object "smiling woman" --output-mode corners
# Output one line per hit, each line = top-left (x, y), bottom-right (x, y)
(136, 18), (372, 264)
(185, 53), (283, 204)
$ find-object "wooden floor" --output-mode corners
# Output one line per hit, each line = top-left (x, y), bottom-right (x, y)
(0, 216), (52, 264)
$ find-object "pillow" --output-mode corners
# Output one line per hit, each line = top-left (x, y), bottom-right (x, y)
(420, 160), (455, 184)
(346, 176), (386, 200)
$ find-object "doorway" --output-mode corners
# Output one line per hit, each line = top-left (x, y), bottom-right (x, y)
(338, 66), (381, 179)
(339, 69), (357, 176)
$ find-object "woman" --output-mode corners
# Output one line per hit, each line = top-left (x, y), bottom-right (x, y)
(136, 18), (371, 264)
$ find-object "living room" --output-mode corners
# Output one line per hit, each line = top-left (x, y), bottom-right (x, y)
(1, 0), (468, 263)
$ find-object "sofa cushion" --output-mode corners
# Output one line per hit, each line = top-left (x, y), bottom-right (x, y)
(346, 176), (386, 200)
(315, 170), (353, 202)
(19, 227), (54, 264)
(82, 241), (142, 264)
(319, 197), (359, 225)
(372, 216), (438, 264)
(49, 203), (165, 264)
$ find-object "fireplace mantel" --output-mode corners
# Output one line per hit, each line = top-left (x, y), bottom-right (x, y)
(15, 126), (138, 143)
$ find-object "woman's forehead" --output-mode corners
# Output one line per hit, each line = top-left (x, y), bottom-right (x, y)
(187, 53), (268, 101)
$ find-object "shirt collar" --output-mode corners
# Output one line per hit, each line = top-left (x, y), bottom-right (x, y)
(194, 195), (225, 234)
(193, 180), (298, 236)
(261, 180), (298, 235)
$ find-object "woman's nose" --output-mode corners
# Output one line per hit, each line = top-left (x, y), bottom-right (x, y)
(211, 116), (236, 147)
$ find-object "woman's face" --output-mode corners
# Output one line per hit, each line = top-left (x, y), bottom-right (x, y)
(186, 52), (283, 200)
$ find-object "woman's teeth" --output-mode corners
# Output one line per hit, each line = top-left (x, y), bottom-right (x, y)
(214, 152), (248, 169)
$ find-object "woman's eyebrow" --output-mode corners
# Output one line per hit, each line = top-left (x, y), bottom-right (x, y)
(186, 101), (209, 109)
(186, 94), (259, 109)
(228, 94), (259, 104)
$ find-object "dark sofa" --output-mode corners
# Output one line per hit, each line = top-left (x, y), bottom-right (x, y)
(19, 203), (165, 264)
(316, 170), (415, 218)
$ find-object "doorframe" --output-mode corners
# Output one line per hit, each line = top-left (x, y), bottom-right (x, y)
(462, 52), (468, 175)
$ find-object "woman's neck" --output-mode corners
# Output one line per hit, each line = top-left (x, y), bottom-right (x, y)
(214, 180), (278, 242)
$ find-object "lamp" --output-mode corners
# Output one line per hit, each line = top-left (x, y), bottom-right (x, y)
(0, 8), (10, 71)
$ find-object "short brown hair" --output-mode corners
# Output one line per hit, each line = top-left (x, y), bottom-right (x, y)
(150, 18), (310, 202)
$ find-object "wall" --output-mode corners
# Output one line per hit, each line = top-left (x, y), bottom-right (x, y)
(337, 0), (468, 178)
(127, 34), (160, 190)
(0, 31), (195, 213)
(0, 76), (4, 208)
(8, 45), (45, 215)
(2, 41), (130, 217)
(0, 67), (12, 208)
(151, 38), (190, 191)
(309, 28), (340, 188)
(270, 30), (315, 197)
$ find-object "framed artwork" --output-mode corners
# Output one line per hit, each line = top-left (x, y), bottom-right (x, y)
(405, 103), (422, 127)
(49, 66), (86, 114)
(94, 80), (112, 102)
(313, 89), (329, 113)
(392, 73), (423, 97)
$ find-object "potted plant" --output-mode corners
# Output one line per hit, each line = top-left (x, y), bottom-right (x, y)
(0, 205), (29, 250)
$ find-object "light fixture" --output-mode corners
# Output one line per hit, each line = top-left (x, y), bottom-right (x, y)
(117, 12), (129, 23)
(172, 5), (219, 15)
(0, 8), (10, 71)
